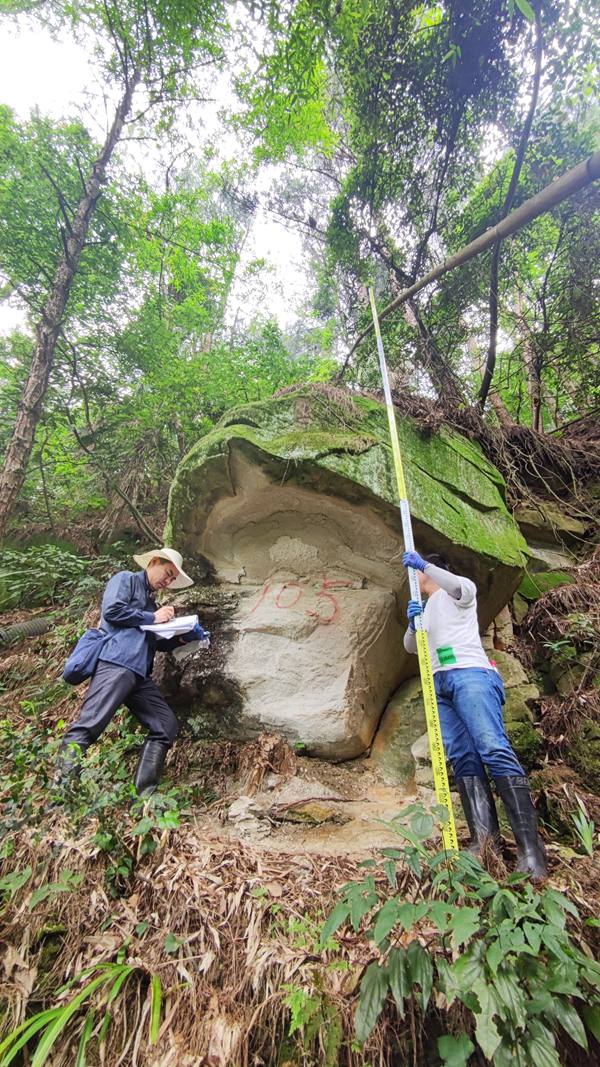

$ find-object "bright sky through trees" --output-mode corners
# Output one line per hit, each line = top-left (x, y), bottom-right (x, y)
(0, 17), (308, 336)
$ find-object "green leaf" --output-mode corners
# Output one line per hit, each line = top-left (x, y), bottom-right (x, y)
(491, 889), (518, 922)
(546, 960), (578, 995)
(157, 810), (180, 830)
(0, 866), (32, 899)
(515, 0), (536, 21)
(29, 870), (84, 910)
(319, 903), (350, 949)
(75, 1011), (95, 1067)
(524, 1020), (561, 1067)
(98, 1009), (111, 1045)
(132, 817), (154, 836)
(471, 979), (502, 1060)
(350, 890), (377, 930)
(541, 926), (571, 962)
(485, 938), (503, 976)
(552, 997), (588, 1049)
(0, 1009), (61, 1064)
(383, 859), (397, 888)
(398, 901), (430, 930)
(388, 948), (410, 1017)
(437, 1032), (475, 1067)
(428, 901), (451, 932)
(448, 906), (481, 948)
(407, 941), (433, 1012)
(373, 899), (400, 945)
(410, 811), (434, 839)
(582, 1004), (600, 1042)
(452, 941), (486, 990)
(523, 921), (542, 954)
(494, 969), (526, 1028)
(149, 974), (162, 1044)
(164, 932), (182, 955)
(31, 971), (114, 1067)
(106, 966), (134, 1006)
(355, 962), (388, 1043)
(542, 889), (577, 926)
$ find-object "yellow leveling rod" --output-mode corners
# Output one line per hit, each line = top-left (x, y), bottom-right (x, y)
(368, 287), (458, 852)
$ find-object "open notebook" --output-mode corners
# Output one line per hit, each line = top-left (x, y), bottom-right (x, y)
(140, 613), (198, 641)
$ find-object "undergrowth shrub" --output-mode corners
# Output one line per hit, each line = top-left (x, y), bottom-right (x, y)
(0, 704), (203, 895)
(320, 804), (600, 1067)
(0, 543), (129, 611)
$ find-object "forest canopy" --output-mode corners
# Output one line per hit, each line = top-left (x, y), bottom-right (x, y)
(0, 0), (598, 542)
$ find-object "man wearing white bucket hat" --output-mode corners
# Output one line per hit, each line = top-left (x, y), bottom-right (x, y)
(55, 547), (204, 795)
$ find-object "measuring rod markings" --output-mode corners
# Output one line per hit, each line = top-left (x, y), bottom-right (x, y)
(368, 287), (458, 852)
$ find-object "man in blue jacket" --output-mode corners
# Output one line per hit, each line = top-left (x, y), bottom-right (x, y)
(403, 549), (547, 879)
(55, 547), (204, 795)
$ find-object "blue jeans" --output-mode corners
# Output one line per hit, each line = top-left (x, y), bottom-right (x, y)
(434, 667), (525, 779)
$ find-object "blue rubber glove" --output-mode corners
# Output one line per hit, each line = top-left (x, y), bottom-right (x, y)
(407, 599), (423, 632)
(402, 550), (428, 572)
(182, 622), (210, 644)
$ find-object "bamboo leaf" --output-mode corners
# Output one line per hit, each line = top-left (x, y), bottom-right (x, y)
(515, 0), (536, 21)
(149, 974), (162, 1044)
(106, 966), (135, 1005)
(75, 1010), (95, 1067)
(0, 1009), (61, 1064)
(30, 971), (113, 1067)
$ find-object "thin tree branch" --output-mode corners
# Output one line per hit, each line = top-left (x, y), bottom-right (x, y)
(67, 415), (161, 543)
(337, 150), (600, 377)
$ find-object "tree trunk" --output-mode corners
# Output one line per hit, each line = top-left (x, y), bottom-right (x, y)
(367, 230), (466, 408)
(407, 298), (465, 408)
(478, 12), (542, 411)
(0, 70), (140, 538)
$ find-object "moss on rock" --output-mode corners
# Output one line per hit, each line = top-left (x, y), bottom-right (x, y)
(506, 720), (543, 769)
(569, 718), (600, 794)
(518, 570), (573, 601)
(166, 386), (527, 577)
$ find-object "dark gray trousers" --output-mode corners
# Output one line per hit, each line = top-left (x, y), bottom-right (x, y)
(62, 661), (178, 749)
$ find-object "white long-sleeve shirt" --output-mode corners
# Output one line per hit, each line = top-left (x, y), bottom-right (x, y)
(403, 563), (491, 673)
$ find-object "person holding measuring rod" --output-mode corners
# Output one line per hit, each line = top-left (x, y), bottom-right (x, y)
(402, 549), (548, 880)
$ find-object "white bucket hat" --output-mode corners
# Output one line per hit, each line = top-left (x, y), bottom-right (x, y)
(133, 547), (194, 589)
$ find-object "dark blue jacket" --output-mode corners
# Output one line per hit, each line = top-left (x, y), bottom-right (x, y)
(98, 570), (181, 678)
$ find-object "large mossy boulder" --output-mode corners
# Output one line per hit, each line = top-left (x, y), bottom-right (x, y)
(164, 386), (527, 758)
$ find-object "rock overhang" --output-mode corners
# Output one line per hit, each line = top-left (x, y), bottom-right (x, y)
(166, 388), (527, 619)
(163, 387), (528, 757)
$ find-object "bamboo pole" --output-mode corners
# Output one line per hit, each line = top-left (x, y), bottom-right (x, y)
(340, 150), (600, 370)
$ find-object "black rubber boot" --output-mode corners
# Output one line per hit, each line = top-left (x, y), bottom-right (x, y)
(494, 775), (548, 880)
(54, 741), (87, 786)
(456, 776), (501, 853)
(134, 740), (168, 797)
